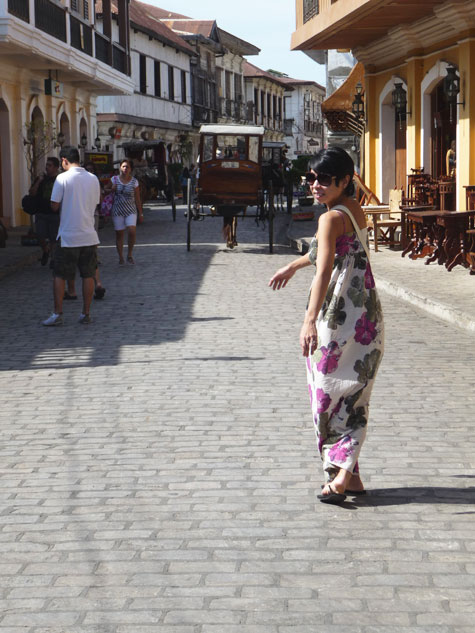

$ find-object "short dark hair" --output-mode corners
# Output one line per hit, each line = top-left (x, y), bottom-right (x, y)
(46, 156), (60, 168)
(119, 158), (133, 169)
(60, 146), (80, 164)
(308, 147), (355, 197)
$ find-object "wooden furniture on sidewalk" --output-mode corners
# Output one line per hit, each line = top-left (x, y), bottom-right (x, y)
(402, 209), (441, 260)
(466, 229), (475, 274)
(402, 209), (475, 272)
(435, 211), (475, 271)
(438, 177), (455, 211)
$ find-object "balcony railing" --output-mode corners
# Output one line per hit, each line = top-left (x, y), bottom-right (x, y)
(35, 0), (66, 42)
(8, 0), (29, 22)
(303, 0), (319, 23)
(112, 44), (127, 74)
(70, 15), (93, 56)
(94, 31), (110, 64)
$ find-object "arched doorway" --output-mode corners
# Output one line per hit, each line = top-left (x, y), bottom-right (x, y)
(30, 106), (46, 179)
(0, 99), (12, 225)
(431, 80), (456, 180)
(79, 116), (88, 147)
(379, 78), (407, 202)
(60, 112), (71, 146)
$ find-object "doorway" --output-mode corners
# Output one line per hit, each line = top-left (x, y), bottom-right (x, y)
(431, 81), (456, 179)
(395, 113), (407, 191)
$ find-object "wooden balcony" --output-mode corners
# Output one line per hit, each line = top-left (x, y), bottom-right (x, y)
(292, 0), (449, 52)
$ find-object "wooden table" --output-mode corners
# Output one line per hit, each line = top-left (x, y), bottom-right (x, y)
(435, 210), (475, 271)
(399, 204), (435, 250)
(402, 209), (441, 260)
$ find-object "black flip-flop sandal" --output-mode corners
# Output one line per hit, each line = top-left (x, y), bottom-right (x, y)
(317, 483), (347, 505)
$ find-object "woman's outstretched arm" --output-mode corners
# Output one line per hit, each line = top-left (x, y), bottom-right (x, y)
(268, 252), (312, 291)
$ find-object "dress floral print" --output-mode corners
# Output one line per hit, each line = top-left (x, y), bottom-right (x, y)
(306, 205), (384, 481)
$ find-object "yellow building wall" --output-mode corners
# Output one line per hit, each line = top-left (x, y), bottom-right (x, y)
(363, 40), (474, 209)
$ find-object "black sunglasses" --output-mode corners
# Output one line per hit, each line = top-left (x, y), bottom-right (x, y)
(305, 172), (335, 187)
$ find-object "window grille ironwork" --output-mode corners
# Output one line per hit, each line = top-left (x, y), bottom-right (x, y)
(34, 0), (66, 42)
(112, 44), (127, 74)
(95, 32), (110, 64)
(303, 0), (319, 23)
(70, 16), (92, 55)
(8, 0), (29, 22)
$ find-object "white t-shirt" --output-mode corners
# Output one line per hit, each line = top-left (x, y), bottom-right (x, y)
(51, 166), (101, 247)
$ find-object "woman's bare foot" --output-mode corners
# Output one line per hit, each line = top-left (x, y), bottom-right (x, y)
(348, 473), (365, 492)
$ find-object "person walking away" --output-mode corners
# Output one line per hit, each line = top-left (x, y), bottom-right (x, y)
(42, 146), (100, 326)
(269, 147), (384, 505)
(110, 159), (143, 265)
(29, 157), (60, 266)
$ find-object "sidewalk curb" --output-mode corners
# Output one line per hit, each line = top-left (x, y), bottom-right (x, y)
(288, 232), (475, 334)
(376, 277), (475, 333)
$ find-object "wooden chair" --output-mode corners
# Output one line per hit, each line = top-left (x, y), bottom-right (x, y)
(354, 174), (402, 251)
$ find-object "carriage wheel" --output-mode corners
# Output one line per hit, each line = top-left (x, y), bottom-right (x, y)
(268, 180), (274, 254)
(187, 193), (192, 251)
(286, 182), (293, 214)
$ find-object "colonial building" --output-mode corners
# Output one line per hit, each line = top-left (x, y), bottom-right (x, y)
(291, 0), (475, 208)
(156, 12), (259, 158)
(243, 61), (287, 142)
(96, 0), (195, 167)
(276, 75), (325, 159)
(0, 0), (134, 227)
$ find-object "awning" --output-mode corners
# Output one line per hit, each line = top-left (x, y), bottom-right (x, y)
(322, 62), (365, 137)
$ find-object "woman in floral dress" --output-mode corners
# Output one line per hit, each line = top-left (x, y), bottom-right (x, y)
(269, 147), (384, 505)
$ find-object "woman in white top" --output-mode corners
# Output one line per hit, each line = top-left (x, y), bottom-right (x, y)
(110, 159), (143, 264)
(269, 147), (384, 505)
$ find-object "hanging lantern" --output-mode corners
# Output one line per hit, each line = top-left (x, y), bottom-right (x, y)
(352, 82), (365, 120)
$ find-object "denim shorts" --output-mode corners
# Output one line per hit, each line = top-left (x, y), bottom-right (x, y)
(53, 244), (97, 279)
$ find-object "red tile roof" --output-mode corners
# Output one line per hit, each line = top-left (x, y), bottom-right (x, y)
(129, 1), (195, 55)
(243, 61), (291, 89)
(274, 75), (325, 91)
(160, 19), (217, 39)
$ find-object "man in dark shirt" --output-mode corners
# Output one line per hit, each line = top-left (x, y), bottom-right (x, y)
(29, 157), (60, 266)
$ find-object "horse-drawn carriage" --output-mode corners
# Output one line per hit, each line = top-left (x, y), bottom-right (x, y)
(186, 124), (277, 252)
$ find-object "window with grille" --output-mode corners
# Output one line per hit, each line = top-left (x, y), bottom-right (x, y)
(168, 65), (175, 100)
(303, 0), (319, 23)
(139, 54), (147, 94)
(154, 61), (161, 97)
(181, 70), (187, 104)
(71, 0), (89, 21)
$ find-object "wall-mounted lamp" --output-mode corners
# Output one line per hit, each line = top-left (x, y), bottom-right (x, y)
(444, 65), (464, 123)
(80, 133), (87, 148)
(94, 135), (101, 150)
(391, 82), (411, 130)
(352, 82), (365, 121)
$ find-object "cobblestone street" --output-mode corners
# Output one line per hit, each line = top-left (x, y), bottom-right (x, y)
(1, 205), (475, 632)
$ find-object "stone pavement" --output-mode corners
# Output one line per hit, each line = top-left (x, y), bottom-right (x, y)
(0, 205), (475, 632)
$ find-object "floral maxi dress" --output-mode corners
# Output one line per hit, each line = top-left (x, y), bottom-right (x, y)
(306, 204), (384, 481)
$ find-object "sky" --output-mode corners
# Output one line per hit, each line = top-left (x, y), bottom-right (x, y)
(147, 0), (326, 86)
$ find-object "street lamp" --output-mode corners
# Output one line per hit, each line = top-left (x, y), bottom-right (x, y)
(391, 82), (411, 130)
(352, 82), (365, 121)
(444, 65), (464, 123)
(80, 133), (87, 148)
(94, 135), (101, 150)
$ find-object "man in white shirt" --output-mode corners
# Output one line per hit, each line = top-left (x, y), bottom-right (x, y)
(42, 146), (100, 326)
